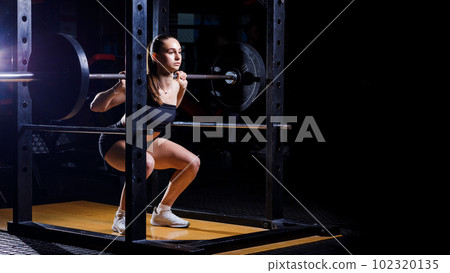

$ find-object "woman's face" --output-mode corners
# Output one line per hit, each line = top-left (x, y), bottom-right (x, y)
(154, 38), (182, 73)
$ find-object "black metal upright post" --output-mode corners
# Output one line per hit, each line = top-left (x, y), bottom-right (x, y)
(13, 0), (32, 225)
(266, 0), (286, 226)
(125, 0), (148, 242)
(152, 0), (170, 36)
(148, 0), (170, 207)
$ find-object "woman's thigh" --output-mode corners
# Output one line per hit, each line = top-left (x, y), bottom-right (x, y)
(105, 140), (155, 174)
(104, 140), (126, 172)
(148, 138), (198, 170)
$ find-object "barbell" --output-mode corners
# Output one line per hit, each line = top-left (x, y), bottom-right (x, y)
(0, 33), (265, 120)
(0, 71), (238, 82)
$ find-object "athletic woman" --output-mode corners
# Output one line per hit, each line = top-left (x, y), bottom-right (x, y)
(90, 34), (200, 233)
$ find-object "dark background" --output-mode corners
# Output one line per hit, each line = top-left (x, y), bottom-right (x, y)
(0, 0), (444, 254)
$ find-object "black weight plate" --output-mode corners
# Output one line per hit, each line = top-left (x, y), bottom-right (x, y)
(28, 33), (89, 120)
(211, 43), (265, 112)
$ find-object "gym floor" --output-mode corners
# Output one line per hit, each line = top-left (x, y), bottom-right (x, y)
(0, 196), (356, 255)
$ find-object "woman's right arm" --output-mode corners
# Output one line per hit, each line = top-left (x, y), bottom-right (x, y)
(90, 80), (126, 112)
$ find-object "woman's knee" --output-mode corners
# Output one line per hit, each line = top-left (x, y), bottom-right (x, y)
(189, 156), (200, 174)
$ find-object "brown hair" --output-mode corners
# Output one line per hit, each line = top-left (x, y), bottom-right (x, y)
(147, 34), (175, 105)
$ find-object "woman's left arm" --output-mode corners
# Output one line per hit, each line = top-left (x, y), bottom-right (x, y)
(175, 71), (188, 107)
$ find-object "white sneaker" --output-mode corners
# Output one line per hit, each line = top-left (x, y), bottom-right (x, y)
(112, 210), (125, 234)
(150, 208), (190, 228)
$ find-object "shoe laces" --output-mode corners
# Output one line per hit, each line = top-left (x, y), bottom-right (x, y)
(159, 210), (184, 222)
(116, 213), (125, 225)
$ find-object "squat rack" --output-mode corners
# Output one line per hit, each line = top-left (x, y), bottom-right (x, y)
(7, 0), (335, 254)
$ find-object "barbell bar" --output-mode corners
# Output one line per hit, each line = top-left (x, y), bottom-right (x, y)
(171, 121), (291, 130)
(22, 122), (291, 135)
(0, 72), (35, 82)
(0, 72), (238, 83)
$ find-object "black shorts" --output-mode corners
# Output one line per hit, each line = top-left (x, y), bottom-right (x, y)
(98, 120), (126, 160)
(98, 121), (169, 160)
(99, 103), (176, 160)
